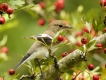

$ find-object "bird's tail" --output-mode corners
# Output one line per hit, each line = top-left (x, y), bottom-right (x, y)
(14, 53), (31, 70)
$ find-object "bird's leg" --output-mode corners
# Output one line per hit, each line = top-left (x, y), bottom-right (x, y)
(53, 55), (59, 69)
(37, 58), (43, 75)
(48, 49), (59, 69)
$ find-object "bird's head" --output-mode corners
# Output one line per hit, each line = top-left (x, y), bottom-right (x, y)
(48, 20), (73, 33)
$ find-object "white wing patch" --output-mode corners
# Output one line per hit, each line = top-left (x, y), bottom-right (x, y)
(36, 34), (53, 40)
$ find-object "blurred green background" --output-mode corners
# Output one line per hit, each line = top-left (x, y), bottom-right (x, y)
(0, 0), (102, 77)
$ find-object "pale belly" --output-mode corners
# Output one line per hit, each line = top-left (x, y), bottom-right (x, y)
(26, 46), (49, 61)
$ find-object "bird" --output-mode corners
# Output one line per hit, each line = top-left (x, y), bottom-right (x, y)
(13, 20), (72, 70)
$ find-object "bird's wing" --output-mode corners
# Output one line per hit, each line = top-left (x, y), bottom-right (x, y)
(36, 34), (53, 44)
(36, 34), (53, 40)
(24, 34), (53, 44)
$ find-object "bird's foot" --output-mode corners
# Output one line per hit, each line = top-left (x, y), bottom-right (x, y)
(53, 56), (59, 69)
(49, 54), (59, 69)
(48, 49), (59, 69)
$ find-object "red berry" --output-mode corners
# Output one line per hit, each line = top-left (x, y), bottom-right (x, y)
(96, 43), (103, 48)
(100, 0), (106, 6)
(8, 69), (15, 75)
(6, 7), (14, 15)
(0, 78), (3, 80)
(105, 64), (106, 68)
(57, 0), (65, 9)
(62, 52), (68, 58)
(81, 38), (88, 44)
(1, 46), (8, 53)
(104, 48), (106, 54)
(104, 28), (106, 32)
(39, 2), (45, 9)
(54, 2), (61, 13)
(1, 3), (8, 11)
(70, 49), (75, 53)
(93, 75), (100, 80)
(38, 18), (45, 26)
(63, 37), (69, 43)
(88, 64), (94, 70)
(57, 35), (64, 42)
(79, 75), (84, 80)
(0, 16), (5, 24)
(54, 0), (64, 13)
(83, 26), (89, 33)
(0, 5), (3, 10)
(75, 31), (83, 37)
(90, 26), (96, 36)
(75, 42), (81, 47)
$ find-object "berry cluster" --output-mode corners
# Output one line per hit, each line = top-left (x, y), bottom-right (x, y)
(54, 0), (65, 13)
(57, 35), (70, 58)
(37, 0), (65, 26)
(75, 26), (95, 47)
(95, 43), (106, 54)
(75, 26), (95, 38)
(0, 2), (14, 25)
(73, 63), (99, 80)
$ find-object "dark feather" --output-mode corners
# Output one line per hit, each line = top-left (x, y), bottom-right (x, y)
(36, 34), (53, 44)
(14, 53), (31, 70)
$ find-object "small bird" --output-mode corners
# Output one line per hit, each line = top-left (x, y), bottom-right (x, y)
(14, 20), (72, 70)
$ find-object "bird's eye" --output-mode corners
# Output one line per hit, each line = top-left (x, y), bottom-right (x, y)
(58, 25), (62, 27)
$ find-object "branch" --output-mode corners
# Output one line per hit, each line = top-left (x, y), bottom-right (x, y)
(20, 33), (106, 80)
(37, 49), (85, 80)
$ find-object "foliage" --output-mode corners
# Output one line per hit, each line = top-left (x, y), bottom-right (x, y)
(0, 0), (106, 80)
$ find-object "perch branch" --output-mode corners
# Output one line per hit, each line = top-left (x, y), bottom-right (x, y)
(21, 33), (106, 80)
(36, 33), (106, 80)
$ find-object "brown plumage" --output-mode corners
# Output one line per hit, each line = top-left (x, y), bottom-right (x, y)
(14, 20), (72, 70)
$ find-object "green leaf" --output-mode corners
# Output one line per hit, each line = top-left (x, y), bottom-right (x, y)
(85, 22), (91, 33)
(23, 36), (38, 41)
(9, 0), (25, 9)
(0, 20), (18, 33)
(0, 53), (8, 62)
(10, 73), (20, 80)
(92, 18), (104, 32)
(0, 35), (8, 46)
(88, 38), (96, 52)
(54, 40), (67, 48)
(21, 4), (35, 9)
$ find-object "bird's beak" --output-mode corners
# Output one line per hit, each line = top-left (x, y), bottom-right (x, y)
(67, 26), (73, 29)
(64, 25), (73, 29)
